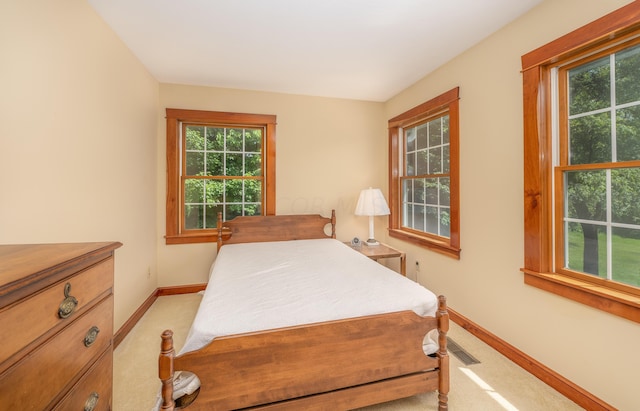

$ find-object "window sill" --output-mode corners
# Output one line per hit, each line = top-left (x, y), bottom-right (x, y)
(165, 232), (217, 245)
(388, 229), (461, 260)
(522, 269), (640, 324)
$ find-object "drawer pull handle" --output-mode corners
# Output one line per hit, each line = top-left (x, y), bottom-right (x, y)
(84, 392), (99, 411)
(58, 282), (78, 319)
(84, 326), (100, 347)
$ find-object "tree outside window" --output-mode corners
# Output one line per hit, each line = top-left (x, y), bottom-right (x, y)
(558, 41), (640, 289)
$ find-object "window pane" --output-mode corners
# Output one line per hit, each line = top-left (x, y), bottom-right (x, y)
(416, 150), (428, 175)
(184, 179), (204, 203)
(245, 129), (262, 152)
(428, 118), (442, 147)
(184, 204), (204, 229)
(611, 168), (640, 224)
(226, 153), (243, 176)
(440, 209), (451, 238)
(205, 179), (223, 204)
(244, 204), (260, 216)
(565, 170), (606, 221)
(616, 106), (640, 161)
(245, 153), (261, 176)
(569, 112), (611, 164)
(245, 180), (261, 202)
(413, 204), (425, 231)
(442, 116), (450, 145)
(186, 152), (204, 176)
(406, 128), (416, 152)
(566, 222), (607, 277)
(414, 178), (424, 204)
(406, 152), (416, 176)
(615, 44), (640, 105)
(428, 147), (442, 174)
(569, 56), (610, 115)
(440, 177), (450, 205)
(425, 206), (438, 234)
(226, 128), (243, 151)
(226, 179), (243, 202)
(403, 201), (412, 228)
(186, 126), (205, 150)
(206, 127), (224, 151)
(443, 145), (450, 173)
(612, 227), (640, 287)
(425, 179), (438, 205)
(206, 152), (223, 176)
(417, 123), (428, 150)
(403, 179), (414, 203)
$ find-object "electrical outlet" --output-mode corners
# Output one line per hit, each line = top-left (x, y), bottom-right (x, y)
(415, 260), (420, 272)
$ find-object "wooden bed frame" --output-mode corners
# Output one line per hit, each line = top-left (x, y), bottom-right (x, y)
(159, 211), (449, 410)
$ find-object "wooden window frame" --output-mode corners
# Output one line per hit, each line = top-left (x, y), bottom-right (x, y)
(165, 108), (276, 245)
(388, 87), (461, 259)
(521, 2), (640, 323)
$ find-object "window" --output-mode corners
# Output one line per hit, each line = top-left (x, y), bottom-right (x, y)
(165, 109), (276, 244)
(522, 2), (640, 323)
(388, 87), (460, 259)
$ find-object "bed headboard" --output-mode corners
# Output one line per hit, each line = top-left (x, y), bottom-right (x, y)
(216, 210), (336, 250)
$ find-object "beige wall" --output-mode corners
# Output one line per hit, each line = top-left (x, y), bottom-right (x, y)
(0, 0), (159, 330)
(383, 0), (638, 409)
(157, 84), (386, 286)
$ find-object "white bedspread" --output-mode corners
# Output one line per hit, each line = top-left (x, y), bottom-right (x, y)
(180, 238), (439, 355)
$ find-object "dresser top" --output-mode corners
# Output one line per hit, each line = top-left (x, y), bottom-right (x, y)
(0, 242), (122, 308)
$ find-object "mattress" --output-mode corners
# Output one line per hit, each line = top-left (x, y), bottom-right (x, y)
(180, 238), (439, 355)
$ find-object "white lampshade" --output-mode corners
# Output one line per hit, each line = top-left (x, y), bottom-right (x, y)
(355, 188), (390, 246)
(355, 188), (390, 216)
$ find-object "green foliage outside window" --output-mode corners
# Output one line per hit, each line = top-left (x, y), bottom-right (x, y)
(183, 125), (263, 229)
(564, 43), (640, 286)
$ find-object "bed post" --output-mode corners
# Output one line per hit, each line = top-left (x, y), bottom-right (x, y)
(217, 211), (224, 250)
(330, 209), (336, 238)
(437, 295), (450, 410)
(159, 330), (175, 411)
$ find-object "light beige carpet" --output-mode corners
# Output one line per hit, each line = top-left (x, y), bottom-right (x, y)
(114, 294), (583, 410)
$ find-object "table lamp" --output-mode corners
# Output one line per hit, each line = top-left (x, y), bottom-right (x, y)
(355, 187), (390, 246)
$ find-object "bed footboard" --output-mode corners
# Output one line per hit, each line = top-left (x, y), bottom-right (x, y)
(159, 296), (449, 411)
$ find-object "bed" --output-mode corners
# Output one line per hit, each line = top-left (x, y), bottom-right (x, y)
(158, 210), (449, 410)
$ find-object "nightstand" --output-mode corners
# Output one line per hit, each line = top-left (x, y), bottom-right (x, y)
(345, 242), (406, 276)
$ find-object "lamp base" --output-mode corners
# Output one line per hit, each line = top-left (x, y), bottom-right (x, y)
(364, 239), (380, 246)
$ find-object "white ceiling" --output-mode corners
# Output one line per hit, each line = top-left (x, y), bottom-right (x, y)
(88, 0), (542, 102)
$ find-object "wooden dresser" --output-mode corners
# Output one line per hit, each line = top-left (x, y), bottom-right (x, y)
(0, 242), (121, 411)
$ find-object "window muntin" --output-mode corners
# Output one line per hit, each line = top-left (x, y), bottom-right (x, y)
(402, 114), (451, 238)
(165, 109), (276, 244)
(183, 124), (263, 229)
(556, 41), (640, 290)
(388, 87), (460, 259)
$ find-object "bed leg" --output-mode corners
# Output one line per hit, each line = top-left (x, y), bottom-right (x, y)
(159, 330), (176, 411)
(330, 209), (336, 238)
(437, 295), (450, 410)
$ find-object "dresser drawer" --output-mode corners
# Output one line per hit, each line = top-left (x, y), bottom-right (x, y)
(0, 257), (113, 369)
(0, 295), (113, 410)
(54, 348), (113, 411)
